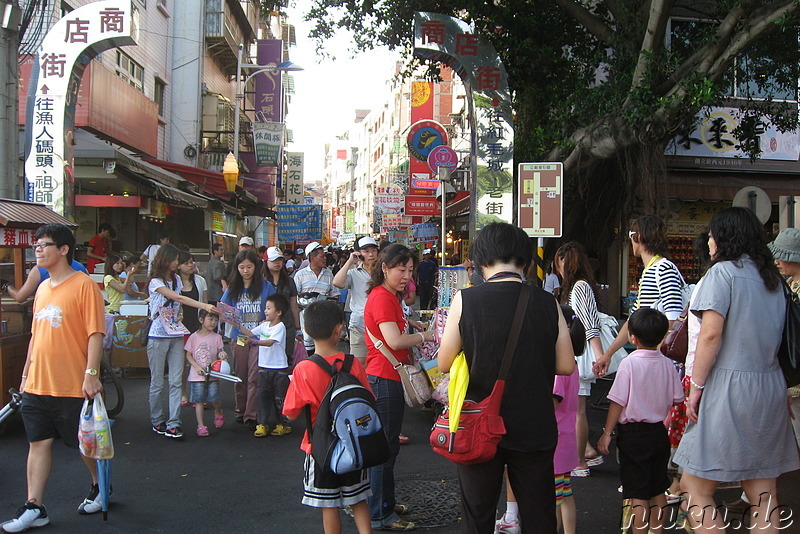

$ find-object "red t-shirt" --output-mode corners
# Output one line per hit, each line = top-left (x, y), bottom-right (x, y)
(283, 352), (371, 454)
(364, 285), (409, 381)
(87, 234), (108, 273)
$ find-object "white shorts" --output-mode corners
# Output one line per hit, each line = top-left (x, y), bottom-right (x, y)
(301, 454), (371, 509)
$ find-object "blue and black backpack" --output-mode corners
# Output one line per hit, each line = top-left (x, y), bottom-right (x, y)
(304, 354), (390, 481)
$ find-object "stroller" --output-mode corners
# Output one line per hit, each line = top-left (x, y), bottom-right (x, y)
(0, 389), (23, 427)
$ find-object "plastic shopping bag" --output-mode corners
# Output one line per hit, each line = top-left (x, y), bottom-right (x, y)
(78, 394), (114, 460)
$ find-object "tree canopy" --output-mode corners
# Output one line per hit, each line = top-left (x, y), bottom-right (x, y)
(286, 0), (800, 245)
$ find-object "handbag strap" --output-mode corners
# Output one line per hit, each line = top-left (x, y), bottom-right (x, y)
(366, 327), (405, 370)
(496, 284), (531, 381)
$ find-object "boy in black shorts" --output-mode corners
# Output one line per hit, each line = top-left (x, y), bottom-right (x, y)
(597, 308), (684, 534)
(2, 224), (107, 533)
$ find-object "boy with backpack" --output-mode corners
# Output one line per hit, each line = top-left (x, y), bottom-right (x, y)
(283, 300), (384, 534)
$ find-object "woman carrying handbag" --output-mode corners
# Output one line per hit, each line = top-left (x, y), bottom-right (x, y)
(438, 223), (575, 534)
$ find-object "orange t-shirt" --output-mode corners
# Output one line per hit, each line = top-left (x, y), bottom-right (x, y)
(25, 272), (106, 398)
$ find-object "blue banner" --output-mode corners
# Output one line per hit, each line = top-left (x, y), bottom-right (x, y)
(412, 222), (439, 242)
(277, 205), (322, 242)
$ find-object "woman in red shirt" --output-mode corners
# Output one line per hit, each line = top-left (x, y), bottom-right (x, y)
(364, 244), (434, 531)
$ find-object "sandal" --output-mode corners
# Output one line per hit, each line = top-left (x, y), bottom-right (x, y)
(570, 467), (590, 477)
(586, 456), (604, 467)
(196, 425), (209, 437)
(398, 434), (410, 445)
(214, 414), (224, 428)
(666, 492), (684, 505)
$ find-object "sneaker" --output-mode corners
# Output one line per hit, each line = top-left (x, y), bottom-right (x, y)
(213, 414), (224, 428)
(235, 415), (244, 424)
(152, 422), (167, 435)
(2, 501), (49, 532)
(398, 434), (410, 445)
(77, 484), (102, 515)
(494, 514), (521, 534)
(270, 424), (292, 436)
(164, 426), (183, 439)
(196, 425), (209, 437)
(380, 519), (416, 531)
(254, 424), (268, 437)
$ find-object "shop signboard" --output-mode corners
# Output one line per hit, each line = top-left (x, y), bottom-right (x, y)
(382, 214), (403, 230)
(277, 205), (322, 242)
(374, 194), (404, 214)
(211, 211), (225, 232)
(253, 122), (283, 167)
(387, 229), (409, 245)
(345, 210), (355, 233)
(375, 183), (404, 196)
(427, 145), (458, 174)
(24, 0), (136, 217)
(405, 195), (440, 216)
(518, 162), (563, 238)
(255, 40), (283, 123)
(285, 152), (304, 205)
(412, 222), (439, 242)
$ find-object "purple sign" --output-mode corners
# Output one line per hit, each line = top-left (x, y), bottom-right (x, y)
(255, 40), (283, 123)
(427, 145), (458, 174)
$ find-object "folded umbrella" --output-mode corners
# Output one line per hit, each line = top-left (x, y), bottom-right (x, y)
(447, 352), (469, 436)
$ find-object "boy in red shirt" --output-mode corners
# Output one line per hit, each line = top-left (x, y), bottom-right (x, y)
(283, 301), (372, 534)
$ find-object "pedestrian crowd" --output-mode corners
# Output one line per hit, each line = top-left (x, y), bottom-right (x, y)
(3, 210), (800, 534)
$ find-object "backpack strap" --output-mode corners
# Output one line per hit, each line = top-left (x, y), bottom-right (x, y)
(308, 354), (335, 376)
(302, 353), (354, 439)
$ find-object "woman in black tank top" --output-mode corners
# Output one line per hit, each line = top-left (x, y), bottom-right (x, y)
(438, 223), (575, 534)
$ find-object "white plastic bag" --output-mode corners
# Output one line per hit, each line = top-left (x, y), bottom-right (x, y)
(78, 394), (114, 459)
(577, 312), (629, 381)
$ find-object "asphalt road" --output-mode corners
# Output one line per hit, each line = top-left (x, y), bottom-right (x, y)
(1, 363), (798, 533)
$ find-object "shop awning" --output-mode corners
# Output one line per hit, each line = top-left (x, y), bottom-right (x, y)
(0, 199), (78, 229)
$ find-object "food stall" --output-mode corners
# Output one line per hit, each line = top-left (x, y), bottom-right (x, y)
(0, 199), (80, 406)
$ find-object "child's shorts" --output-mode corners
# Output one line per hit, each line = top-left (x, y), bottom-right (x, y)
(301, 454), (371, 508)
(189, 380), (220, 404)
(554, 472), (573, 506)
(616, 422), (671, 500)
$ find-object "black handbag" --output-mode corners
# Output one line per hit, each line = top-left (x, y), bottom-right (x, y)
(778, 281), (800, 387)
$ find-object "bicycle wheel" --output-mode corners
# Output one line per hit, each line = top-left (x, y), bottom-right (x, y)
(100, 360), (124, 418)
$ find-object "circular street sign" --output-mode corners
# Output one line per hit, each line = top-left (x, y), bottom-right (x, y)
(407, 120), (448, 162)
(427, 145), (458, 175)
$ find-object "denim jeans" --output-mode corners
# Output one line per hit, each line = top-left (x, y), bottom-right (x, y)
(147, 337), (184, 429)
(367, 375), (404, 525)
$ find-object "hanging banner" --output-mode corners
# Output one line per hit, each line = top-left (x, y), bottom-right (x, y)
(285, 151), (304, 205)
(277, 205), (322, 242)
(253, 122), (284, 167)
(24, 0), (137, 217)
(255, 40), (283, 122)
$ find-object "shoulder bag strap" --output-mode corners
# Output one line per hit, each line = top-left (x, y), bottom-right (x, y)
(497, 283), (531, 381)
(366, 327), (404, 370)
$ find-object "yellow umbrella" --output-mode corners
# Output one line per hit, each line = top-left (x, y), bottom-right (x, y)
(447, 351), (469, 434)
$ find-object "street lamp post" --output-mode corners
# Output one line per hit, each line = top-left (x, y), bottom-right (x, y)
(232, 43), (303, 166)
(436, 166), (456, 265)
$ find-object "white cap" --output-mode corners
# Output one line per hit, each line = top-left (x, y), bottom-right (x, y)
(423, 249), (432, 255)
(266, 246), (283, 261)
(357, 236), (378, 250)
(239, 236), (254, 246)
(305, 241), (323, 257)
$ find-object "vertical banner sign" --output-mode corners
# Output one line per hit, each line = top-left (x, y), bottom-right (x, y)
(408, 82), (441, 196)
(25, 0), (136, 217)
(255, 40), (283, 122)
(285, 152), (304, 205)
(253, 122), (284, 166)
(277, 205), (322, 242)
(518, 162), (563, 237)
(414, 12), (514, 230)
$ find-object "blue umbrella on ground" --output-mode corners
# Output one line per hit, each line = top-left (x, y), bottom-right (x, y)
(92, 396), (115, 521)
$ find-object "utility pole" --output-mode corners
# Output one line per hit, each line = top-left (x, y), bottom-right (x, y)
(0, 0), (21, 199)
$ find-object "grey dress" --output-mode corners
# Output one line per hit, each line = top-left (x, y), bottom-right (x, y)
(674, 256), (800, 481)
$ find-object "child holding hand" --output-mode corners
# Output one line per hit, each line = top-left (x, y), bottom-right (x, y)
(185, 310), (227, 437)
(597, 308), (684, 534)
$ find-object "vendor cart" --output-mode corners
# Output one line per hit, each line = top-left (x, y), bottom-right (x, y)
(0, 199), (79, 407)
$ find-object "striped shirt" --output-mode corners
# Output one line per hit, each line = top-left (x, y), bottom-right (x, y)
(633, 257), (685, 320)
(568, 280), (600, 341)
(293, 266), (340, 300)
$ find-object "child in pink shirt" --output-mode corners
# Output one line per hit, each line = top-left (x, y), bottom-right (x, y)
(553, 366), (580, 534)
(598, 308), (683, 534)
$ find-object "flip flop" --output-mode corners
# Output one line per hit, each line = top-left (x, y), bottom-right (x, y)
(570, 467), (590, 477)
(586, 456), (604, 467)
(666, 492), (684, 505)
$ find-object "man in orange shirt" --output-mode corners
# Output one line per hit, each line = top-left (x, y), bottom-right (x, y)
(2, 224), (106, 533)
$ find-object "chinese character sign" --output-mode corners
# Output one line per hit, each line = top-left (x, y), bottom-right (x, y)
(255, 40), (283, 123)
(518, 162), (563, 238)
(414, 12), (514, 228)
(277, 205), (322, 242)
(253, 122), (284, 167)
(24, 0), (135, 216)
(284, 151), (304, 205)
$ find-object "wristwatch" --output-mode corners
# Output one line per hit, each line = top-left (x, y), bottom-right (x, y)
(602, 426), (616, 437)
(85, 368), (98, 376)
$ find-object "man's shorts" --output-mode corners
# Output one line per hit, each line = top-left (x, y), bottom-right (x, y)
(554, 472), (573, 505)
(617, 422), (671, 500)
(301, 454), (371, 509)
(20, 393), (84, 448)
(189, 380), (220, 404)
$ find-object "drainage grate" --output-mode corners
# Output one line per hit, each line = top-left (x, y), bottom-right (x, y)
(395, 478), (461, 529)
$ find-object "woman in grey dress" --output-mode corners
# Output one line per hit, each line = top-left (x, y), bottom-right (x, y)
(674, 208), (799, 533)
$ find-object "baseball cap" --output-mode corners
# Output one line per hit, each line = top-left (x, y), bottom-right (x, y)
(295, 247), (304, 254)
(423, 249), (432, 255)
(266, 246), (283, 262)
(357, 236), (378, 250)
(239, 236), (254, 246)
(305, 241), (323, 257)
